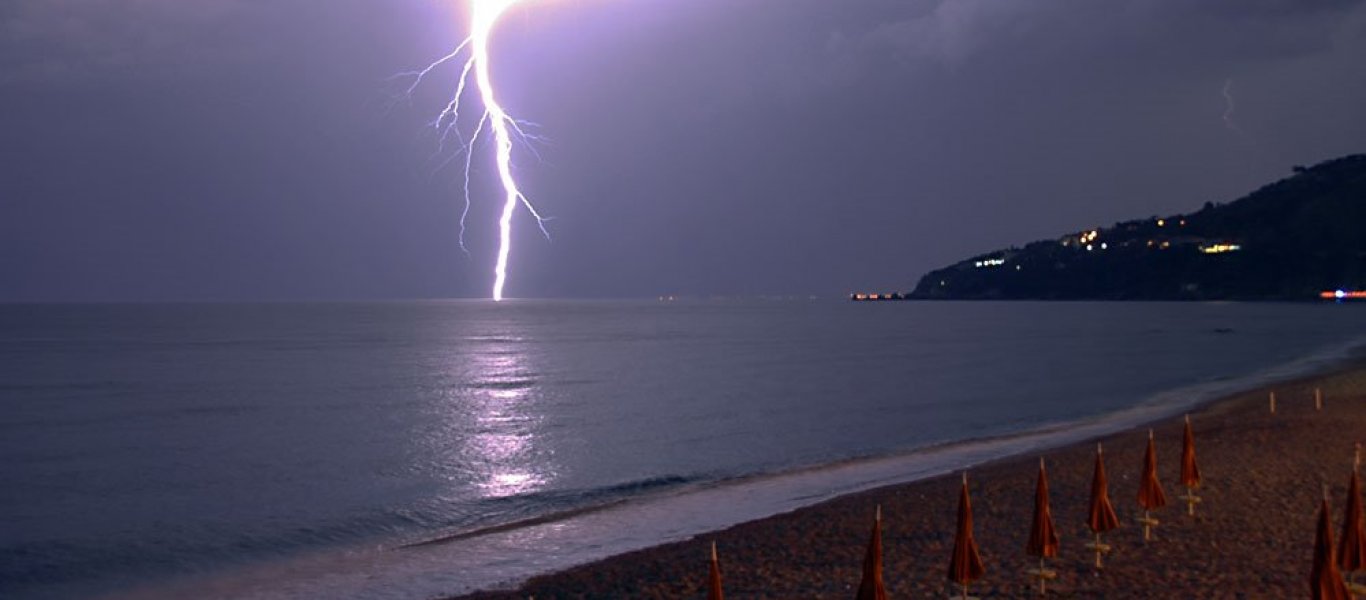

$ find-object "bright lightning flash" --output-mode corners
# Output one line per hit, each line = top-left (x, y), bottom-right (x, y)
(397, 0), (549, 302)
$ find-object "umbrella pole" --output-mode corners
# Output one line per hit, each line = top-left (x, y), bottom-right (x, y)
(1179, 484), (1201, 517)
(1143, 510), (1151, 541)
(1094, 533), (1103, 568)
(1040, 557), (1047, 595)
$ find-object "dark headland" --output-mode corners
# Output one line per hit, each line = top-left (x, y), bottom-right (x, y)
(903, 154), (1366, 301)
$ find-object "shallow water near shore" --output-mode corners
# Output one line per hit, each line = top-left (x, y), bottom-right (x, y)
(2, 300), (1365, 598)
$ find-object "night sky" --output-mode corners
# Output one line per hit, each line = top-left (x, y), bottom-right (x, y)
(3, 0), (1365, 301)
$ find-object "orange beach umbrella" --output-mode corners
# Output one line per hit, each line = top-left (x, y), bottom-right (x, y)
(948, 473), (985, 599)
(707, 541), (724, 600)
(1026, 458), (1060, 594)
(1180, 415), (1202, 515)
(856, 506), (887, 600)
(1086, 443), (1120, 568)
(1088, 444), (1120, 533)
(1181, 416), (1201, 488)
(1137, 429), (1168, 540)
(1138, 429), (1169, 509)
(1312, 496), (1352, 600)
(1340, 451), (1366, 575)
(1027, 458), (1060, 558)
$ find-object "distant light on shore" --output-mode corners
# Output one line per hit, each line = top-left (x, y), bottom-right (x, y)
(1320, 290), (1366, 300)
(1198, 244), (1241, 254)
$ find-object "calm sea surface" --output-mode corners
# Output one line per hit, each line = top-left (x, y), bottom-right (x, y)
(2, 300), (1364, 598)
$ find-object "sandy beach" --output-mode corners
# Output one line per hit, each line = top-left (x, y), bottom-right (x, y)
(459, 362), (1366, 598)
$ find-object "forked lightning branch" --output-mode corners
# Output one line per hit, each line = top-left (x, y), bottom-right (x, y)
(397, 0), (550, 301)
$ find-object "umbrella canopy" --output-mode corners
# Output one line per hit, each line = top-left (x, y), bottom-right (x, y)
(1138, 430), (1168, 510)
(708, 542), (724, 600)
(1088, 444), (1121, 533)
(948, 474), (986, 585)
(1312, 497), (1352, 600)
(1027, 458), (1060, 558)
(856, 506), (887, 600)
(1340, 469), (1366, 573)
(1181, 416), (1201, 489)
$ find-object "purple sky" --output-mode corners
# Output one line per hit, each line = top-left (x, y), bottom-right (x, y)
(3, 0), (1365, 300)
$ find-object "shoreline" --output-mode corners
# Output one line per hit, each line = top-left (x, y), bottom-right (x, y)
(91, 338), (1366, 600)
(457, 359), (1366, 598)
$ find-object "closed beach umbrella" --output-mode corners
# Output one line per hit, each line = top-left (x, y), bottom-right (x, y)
(1180, 415), (1202, 515)
(1137, 429), (1168, 541)
(948, 473), (985, 599)
(708, 541), (724, 600)
(1340, 454), (1366, 577)
(1027, 458), (1060, 558)
(1026, 458), (1060, 594)
(1312, 496), (1352, 600)
(1086, 444), (1120, 568)
(856, 506), (887, 600)
(1088, 444), (1120, 533)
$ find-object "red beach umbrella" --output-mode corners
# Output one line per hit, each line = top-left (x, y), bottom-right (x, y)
(1312, 496), (1352, 600)
(856, 506), (887, 600)
(1026, 458), (1060, 594)
(1137, 429), (1168, 541)
(1340, 449), (1366, 577)
(1179, 415), (1202, 516)
(948, 473), (985, 599)
(1086, 443), (1120, 568)
(1027, 458), (1060, 558)
(708, 541), (724, 600)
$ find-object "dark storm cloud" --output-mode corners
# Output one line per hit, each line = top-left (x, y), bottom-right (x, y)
(2, 0), (1364, 300)
(823, 0), (1363, 78)
(0, 0), (256, 86)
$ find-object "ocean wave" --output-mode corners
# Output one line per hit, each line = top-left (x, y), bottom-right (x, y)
(403, 474), (702, 547)
(385, 333), (1366, 588)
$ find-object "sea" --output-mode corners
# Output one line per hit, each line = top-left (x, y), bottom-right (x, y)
(2, 300), (1365, 599)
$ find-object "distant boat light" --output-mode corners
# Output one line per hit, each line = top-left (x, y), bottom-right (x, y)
(1320, 290), (1366, 300)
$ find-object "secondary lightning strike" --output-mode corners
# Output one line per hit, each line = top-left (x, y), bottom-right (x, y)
(399, 0), (550, 301)
(1221, 78), (1245, 136)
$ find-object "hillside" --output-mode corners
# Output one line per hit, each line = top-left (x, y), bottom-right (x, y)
(908, 154), (1366, 301)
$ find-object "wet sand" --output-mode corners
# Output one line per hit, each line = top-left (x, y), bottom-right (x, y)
(459, 364), (1366, 598)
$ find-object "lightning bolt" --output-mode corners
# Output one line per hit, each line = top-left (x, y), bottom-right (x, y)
(396, 0), (550, 302)
(1221, 78), (1245, 137)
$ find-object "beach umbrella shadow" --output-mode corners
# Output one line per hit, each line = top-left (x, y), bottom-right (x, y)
(1339, 447), (1366, 594)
